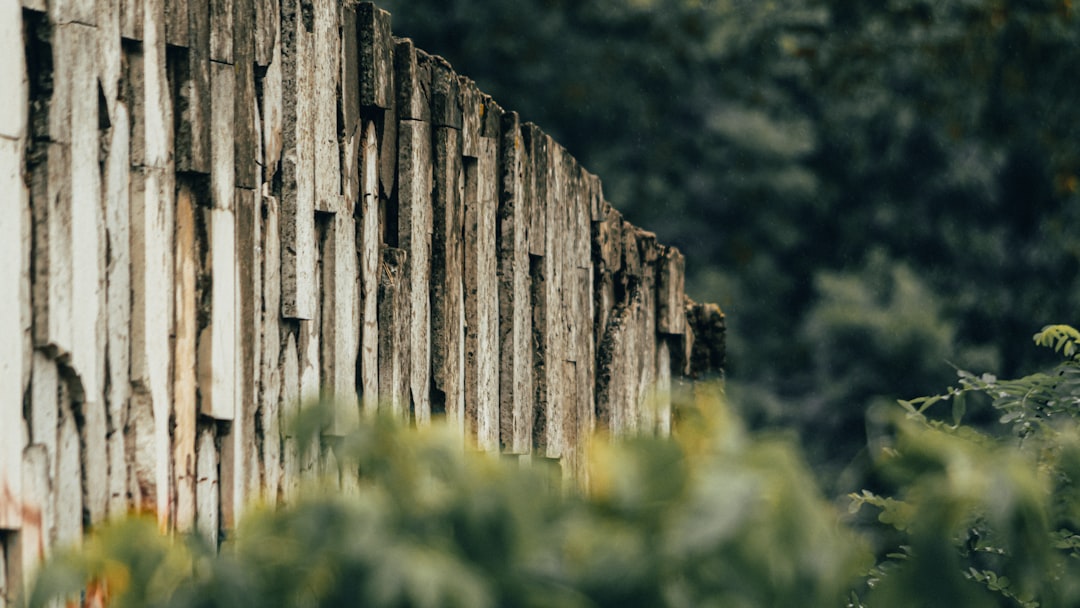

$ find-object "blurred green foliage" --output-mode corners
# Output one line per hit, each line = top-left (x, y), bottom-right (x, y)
(373, 0), (1080, 485)
(29, 328), (1080, 607)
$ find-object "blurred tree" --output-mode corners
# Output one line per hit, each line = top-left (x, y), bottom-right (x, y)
(375, 0), (1080, 484)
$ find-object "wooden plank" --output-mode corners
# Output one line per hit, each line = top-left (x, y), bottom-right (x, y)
(55, 392), (82, 547)
(377, 247), (409, 420)
(234, 0), (259, 189)
(359, 122), (380, 414)
(141, 0), (171, 171)
(96, 0), (122, 120)
(211, 0), (234, 63)
(396, 119), (431, 425)
(164, 0), (188, 46)
(128, 165), (174, 527)
(655, 338), (672, 437)
(103, 99), (132, 519)
(174, 2), (211, 173)
(198, 61), (237, 421)
(459, 78), (481, 158)
(30, 145), (73, 356)
(430, 58), (461, 129)
(49, 0), (94, 25)
(497, 111), (532, 453)
(260, 20), (282, 184)
(393, 39), (429, 122)
(173, 182), (198, 531)
(357, 2), (392, 109)
(463, 137), (498, 451)
(0, 136), (25, 530)
(280, 0), (316, 320)
(121, 0), (144, 41)
(260, 195), (282, 504)
(529, 128), (557, 457)
(0, 0), (27, 141)
(525, 124), (545, 257)
(254, 0), (278, 67)
(280, 330), (300, 503)
(432, 125), (464, 430)
(637, 231), (659, 435)
(657, 247), (686, 335)
(313, 0), (340, 214)
(340, 3), (361, 203)
(19, 445), (50, 584)
(320, 206), (360, 434)
(195, 426), (218, 547)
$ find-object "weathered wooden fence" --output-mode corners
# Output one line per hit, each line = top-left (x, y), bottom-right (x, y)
(0, 0), (724, 600)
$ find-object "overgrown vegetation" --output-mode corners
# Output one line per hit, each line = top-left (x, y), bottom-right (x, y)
(27, 327), (1080, 607)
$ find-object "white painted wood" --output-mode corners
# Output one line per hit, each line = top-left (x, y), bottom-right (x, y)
(0, 0), (27, 140)
(104, 102), (132, 519)
(0, 136), (25, 530)
(55, 397), (82, 548)
(360, 121), (380, 416)
(195, 427), (218, 547)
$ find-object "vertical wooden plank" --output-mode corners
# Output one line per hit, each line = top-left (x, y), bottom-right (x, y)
(195, 426), (218, 547)
(198, 61), (237, 421)
(636, 230), (659, 434)
(463, 137), (499, 451)
(164, 0), (187, 46)
(657, 247), (686, 335)
(359, 122), (380, 413)
(340, 3), (361, 205)
(377, 247), (409, 420)
(280, 331), (300, 503)
(55, 392), (82, 548)
(280, 0), (315, 320)
(573, 169), (596, 481)
(356, 2), (392, 109)
(432, 123), (464, 430)
(121, 0), (144, 40)
(260, 195), (283, 504)
(261, 19), (282, 184)
(210, 0), (234, 64)
(655, 339), (672, 437)
(234, 0), (259, 189)
(104, 101), (132, 518)
(393, 39), (429, 122)
(49, 0), (95, 25)
(497, 111), (532, 453)
(320, 205), (360, 434)
(396, 119), (431, 424)
(173, 1), (211, 174)
(313, 0), (339, 214)
(127, 0), (172, 528)
(254, 0), (277, 68)
(173, 182), (198, 531)
(18, 445), (50, 589)
(0, 0), (27, 522)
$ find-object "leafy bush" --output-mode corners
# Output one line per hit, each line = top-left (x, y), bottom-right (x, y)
(29, 327), (1080, 608)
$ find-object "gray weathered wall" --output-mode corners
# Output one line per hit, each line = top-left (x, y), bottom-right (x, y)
(0, 1), (724, 601)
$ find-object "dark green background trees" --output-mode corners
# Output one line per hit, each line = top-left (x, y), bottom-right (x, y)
(374, 0), (1080, 486)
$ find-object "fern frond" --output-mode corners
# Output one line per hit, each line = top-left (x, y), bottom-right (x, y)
(1033, 325), (1080, 360)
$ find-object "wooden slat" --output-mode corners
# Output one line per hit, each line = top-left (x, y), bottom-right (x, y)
(655, 338), (673, 437)
(393, 39), (429, 122)
(497, 111), (532, 453)
(254, 0), (277, 68)
(377, 247), (409, 420)
(19, 445), (50, 583)
(55, 392), (82, 547)
(657, 247), (686, 335)
(198, 61), (237, 421)
(313, 0), (340, 214)
(210, 0), (234, 64)
(320, 205), (360, 434)
(432, 124), (464, 430)
(463, 137), (499, 451)
(234, 0), (258, 189)
(280, 0), (316, 320)
(195, 426), (218, 547)
(260, 195), (282, 504)
(174, 3), (211, 174)
(103, 100), (132, 519)
(121, 0), (144, 41)
(0, 116), (25, 530)
(359, 122), (380, 414)
(164, 0), (188, 46)
(260, 20), (283, 184)
(173, 182), (198, 531)
(280, 330), (300, 503)
(357, 2), (393, 109)
(396, 119), (431, 425)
